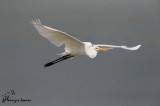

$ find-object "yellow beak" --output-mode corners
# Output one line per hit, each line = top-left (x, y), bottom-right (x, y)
(97, 47), (107, 51)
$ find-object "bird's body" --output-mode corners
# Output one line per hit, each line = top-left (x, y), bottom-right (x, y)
(31, 19), (141, 67)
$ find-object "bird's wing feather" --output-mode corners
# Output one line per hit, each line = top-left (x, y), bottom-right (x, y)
(95, 44), (141, 50)
(31, 19), (83, 52)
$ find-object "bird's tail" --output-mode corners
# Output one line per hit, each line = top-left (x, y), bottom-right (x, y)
(44, 55), (73, 67)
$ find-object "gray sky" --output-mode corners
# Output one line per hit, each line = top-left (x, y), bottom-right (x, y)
(0, 0), (160, 106)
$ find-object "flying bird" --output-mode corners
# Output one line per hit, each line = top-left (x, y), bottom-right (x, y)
(31, 19), (141, 67)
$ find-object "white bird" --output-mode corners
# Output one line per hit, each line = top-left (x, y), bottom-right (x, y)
(31, 19), (141, 67)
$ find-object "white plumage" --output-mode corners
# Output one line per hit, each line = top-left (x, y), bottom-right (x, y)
(94, 44), (141, 50)
(31, 19), (141, 67)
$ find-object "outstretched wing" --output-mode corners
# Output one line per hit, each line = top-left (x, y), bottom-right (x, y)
(31, 19), (83, 52)
(95, 44), (141, 50)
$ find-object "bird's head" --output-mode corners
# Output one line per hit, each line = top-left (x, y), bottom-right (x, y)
(84, 42), (107, 58)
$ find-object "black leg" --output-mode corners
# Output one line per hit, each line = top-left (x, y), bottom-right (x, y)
(44, 55), (73, 67)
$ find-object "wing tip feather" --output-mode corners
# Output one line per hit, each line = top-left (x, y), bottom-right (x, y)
(134, 45), (141, 50)
(126, 44), (141, 50)
(30, 18), (42, 25)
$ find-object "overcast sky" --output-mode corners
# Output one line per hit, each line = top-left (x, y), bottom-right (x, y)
(0, 0), (160, 106)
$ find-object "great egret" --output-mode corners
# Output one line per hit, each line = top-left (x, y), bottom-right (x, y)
(31, 19), (141, 67)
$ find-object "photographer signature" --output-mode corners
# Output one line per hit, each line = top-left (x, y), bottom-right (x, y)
(1, 90), (31, 103)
